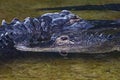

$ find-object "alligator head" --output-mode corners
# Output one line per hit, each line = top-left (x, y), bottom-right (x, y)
(0, 10), (120, 55)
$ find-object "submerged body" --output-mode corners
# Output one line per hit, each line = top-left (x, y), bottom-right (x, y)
(0, 10), (120, 54)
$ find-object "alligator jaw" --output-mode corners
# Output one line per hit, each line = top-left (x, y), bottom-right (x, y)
(15, 44), (120, 53)
(14, 39), (120, 53)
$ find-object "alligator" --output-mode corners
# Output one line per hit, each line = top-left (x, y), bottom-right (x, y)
(0, 10), (120, 56)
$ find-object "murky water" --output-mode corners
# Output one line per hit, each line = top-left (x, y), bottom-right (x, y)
(0, 0), (120, 80)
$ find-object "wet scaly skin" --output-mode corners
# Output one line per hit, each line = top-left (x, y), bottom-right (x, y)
(0, 10), (120, 55)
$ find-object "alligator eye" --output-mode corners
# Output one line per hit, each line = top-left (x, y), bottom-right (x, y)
(55, 35), (74, 46)
(61, 36), (68, 41)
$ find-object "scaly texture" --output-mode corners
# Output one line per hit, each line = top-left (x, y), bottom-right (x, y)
(0, 10), (120, 54)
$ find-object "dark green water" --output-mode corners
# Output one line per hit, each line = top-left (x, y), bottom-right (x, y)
(0, 0), (120, 80)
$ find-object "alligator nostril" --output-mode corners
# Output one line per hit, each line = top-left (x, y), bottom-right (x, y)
(61, 36), (68, 41)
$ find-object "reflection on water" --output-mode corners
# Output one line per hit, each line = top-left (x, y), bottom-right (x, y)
(0, 0), (120, 80)
(0, 52), (120, 80)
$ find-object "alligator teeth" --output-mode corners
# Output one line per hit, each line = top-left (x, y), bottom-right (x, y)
(1, 19), (7, 26)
